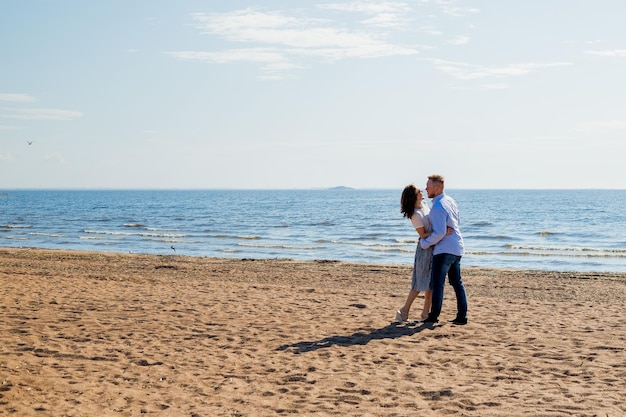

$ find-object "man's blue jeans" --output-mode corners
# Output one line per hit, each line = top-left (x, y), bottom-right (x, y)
(430, 253), (467, 321)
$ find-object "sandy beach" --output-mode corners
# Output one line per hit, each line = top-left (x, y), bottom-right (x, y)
(0, 248), (624, 416)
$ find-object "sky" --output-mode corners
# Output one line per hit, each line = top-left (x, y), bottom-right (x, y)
(1, 1), (625, 190)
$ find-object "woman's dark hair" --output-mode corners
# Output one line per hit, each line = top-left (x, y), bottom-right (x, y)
(400, 184), (417, 219)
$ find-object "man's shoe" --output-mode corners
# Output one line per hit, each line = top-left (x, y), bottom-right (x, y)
(451, 317), (468, 325)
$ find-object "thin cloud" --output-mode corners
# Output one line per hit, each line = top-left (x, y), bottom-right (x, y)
(1, 108), (83, 121)
(446, 35), (470, 45)
(416, 0), (480, 16)
(191, 9), (416, 55)
(481, 83), (510, 90)
(169, 3), (482, 78)
(440, 5), (480, 17)
(167, 48), (302, 79)
(43, 152), (66, 164)
(361, 12), (409, 28)
(318, 1), (411, 14)
(420, 26), (443, 36)
(169, 8), (420, 78)
(318, 1), (412, 28)
(168, 49), (290, 65)
(578, 120), (626, 130)
(446, 82), (510, 91)
(585, 49), (626, 57)
(0, 94), (37, 103)
(428, 59), (572, 80)
(0, 125), (23, 130)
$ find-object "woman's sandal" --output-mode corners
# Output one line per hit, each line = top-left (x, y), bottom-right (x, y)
(395, 310), (408, 323)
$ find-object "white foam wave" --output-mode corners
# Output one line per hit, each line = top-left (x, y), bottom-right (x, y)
(332, 240), (406, 248)
(213, 234), (261, 240)
(393, 238), (419, 244)
(505, 244), (626, 254)
(537, 231), (561, 236)
(467, 250), (625, 258)
(2, 224), (32, 229)
(371, 247), (414, 254)
(83, 229), (186, 238)
(237, 243), (323, 250)
(29, 232), (63, 238)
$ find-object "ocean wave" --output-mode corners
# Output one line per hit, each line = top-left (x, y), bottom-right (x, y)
(123, 223), (145, 228)
(332, 240), (406, 248)
(467, 250), (625, 258)
(212, 234), (261, 240)
(146, 238), (182, 243)
(371, 247), (414, 254)
(80, 235), (124, 241)
(504, 244), (626, 254)
(83, 229), (187, 238)
(369, 223), (390, 228)
(307, 221), (335, 226)
(467, 235), (515, 240)
(537, 231), (561, 236)
(366, 232), (388, 237)
(145, 227), (180, 232)
(29, 232), (63, 238)
(471, 221), (493, 226)
(393, 238), (419, 244)
(1, 224), (33, 229)
(237, 243), (323, 250)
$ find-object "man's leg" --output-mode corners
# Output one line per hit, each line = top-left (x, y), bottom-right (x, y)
(447, 256), (468, 324)
(426, 254), (453, 322)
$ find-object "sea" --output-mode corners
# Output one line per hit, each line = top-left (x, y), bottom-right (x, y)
(1, 189), (625, 273)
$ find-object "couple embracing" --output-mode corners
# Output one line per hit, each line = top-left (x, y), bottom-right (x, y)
(395, 174), (468, 326)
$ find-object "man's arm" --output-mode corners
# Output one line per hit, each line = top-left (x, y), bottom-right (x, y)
(420, 206), (447, 249)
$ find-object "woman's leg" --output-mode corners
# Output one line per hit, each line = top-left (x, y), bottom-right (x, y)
(398, 289), (420, 321)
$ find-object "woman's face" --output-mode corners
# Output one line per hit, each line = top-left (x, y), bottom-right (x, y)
(416, 189), (423, 203)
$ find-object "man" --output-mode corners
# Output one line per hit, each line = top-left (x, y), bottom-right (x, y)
(419, 175), (468, 325)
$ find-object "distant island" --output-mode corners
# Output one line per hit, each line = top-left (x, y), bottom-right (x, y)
(327, 186), (355, 190)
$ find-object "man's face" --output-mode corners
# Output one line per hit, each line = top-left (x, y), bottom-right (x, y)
(425, 180), (437, 198)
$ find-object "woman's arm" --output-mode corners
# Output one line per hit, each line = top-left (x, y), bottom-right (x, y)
(416, 226), (452, 242)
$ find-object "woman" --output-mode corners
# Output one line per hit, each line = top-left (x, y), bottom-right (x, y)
(395, 184), (434, 323)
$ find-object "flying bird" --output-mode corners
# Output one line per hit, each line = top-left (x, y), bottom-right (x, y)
(171, 246), (176, 252)
(27, 141), (33, 145)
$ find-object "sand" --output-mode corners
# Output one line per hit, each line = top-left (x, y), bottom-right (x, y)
(0, 248), (624, 417)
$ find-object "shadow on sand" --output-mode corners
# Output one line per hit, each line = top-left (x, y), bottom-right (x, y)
(276, 321), (439, 354)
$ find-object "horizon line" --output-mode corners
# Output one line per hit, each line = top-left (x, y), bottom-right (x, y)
(1, 187), (624, 191)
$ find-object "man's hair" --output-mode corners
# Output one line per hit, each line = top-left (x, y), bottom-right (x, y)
(428, 174), (445, 185)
